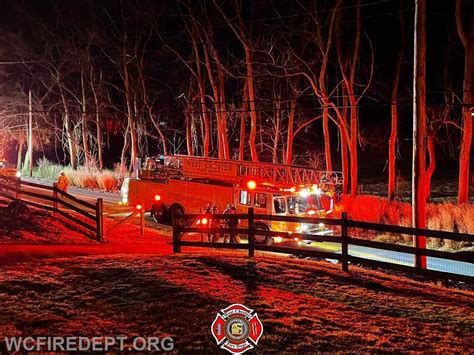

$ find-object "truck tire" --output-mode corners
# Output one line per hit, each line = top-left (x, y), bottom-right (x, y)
(254, 222), (272, 245)
(151, 203), (167, 224)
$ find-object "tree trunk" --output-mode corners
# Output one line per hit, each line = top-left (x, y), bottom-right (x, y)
(190, 38), (211, 158)
(203, 45), (221, 158)
(349, 94), (358, 196)
(16, 139), (24, 170)
(272, 100), (281, 163)
(285, 97), (296, 165)
(95, 106), (103, 170)
(322, 105), (332, 171)
(120, 121), (130, 168)
(81, 69), (92, 167)
(203, 45), (228, 159)
(122, 45), (138, 171)
(388, 0), (405, 201)
(239, 80), (248, 161)
(59, 86), (77, 169)
(27, 89), (33, 176)
(90, 67), (104, 170)
(340, 95), (349, 195)
(150, 114), (168, 155)
(456, 0), (473, 204)
(341, 128), (349, 195)
(388, 100), (398, 200)
(336, 0), (361, 196)
(64, 112), (77, 169)
(412, 0), (427, 268)
(425, 135), (436, 201)
(457, 56), (473, 204)
(198, 83), (211, 158)
(186, 112), (193, 156)
(245, 47), (259, 162)
(217, 60), (229, 159)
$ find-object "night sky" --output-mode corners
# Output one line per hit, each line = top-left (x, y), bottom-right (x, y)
(0, 0), (469, 177)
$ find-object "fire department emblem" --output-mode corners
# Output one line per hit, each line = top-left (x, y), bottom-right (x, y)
(211, 304), (263, 354)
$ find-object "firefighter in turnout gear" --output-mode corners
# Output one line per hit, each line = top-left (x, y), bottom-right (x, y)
(203, 203), (220, 242)
(224, 204), (240, 243)
(57, 172), (69, 192)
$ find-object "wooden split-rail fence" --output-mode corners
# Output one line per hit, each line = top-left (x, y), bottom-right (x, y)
(0, 176), (103, 241)
(172, 208), (474, 284)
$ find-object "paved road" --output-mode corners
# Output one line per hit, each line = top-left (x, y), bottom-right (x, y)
(19, 177), (126, 214)
(14, 177), (474, 278)
(343, 243), (472, 277)
(21, 177), (120, 208)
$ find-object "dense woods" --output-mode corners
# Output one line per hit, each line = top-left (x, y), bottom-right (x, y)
(0, 0), (471, 201)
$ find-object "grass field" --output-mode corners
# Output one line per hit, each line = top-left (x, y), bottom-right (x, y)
(1, 202), (473, 352)
(0, 252), (473, 352)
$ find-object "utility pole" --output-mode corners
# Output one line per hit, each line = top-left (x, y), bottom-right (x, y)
(28, 89), (33, 177)
(412, 0), (427, 269)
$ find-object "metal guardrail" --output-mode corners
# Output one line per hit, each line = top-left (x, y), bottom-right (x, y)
(0, 176), (103, 241)
(172, 207), (474, 284)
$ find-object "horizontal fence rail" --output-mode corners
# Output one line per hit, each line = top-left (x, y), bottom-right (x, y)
(172, 207), (474, 284)
(0, 176), (103, 241)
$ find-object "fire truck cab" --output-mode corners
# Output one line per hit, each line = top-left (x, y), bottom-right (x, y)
(121, 155), (341, 245)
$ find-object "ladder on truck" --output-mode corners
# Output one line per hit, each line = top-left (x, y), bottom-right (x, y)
(159, 155), (342, 187)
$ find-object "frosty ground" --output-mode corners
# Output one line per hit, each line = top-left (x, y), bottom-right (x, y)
(0, 207), (473, 352)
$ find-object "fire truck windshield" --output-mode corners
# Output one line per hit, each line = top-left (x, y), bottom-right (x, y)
(287, 194), (331, 215)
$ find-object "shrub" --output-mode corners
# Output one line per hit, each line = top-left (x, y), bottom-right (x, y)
(33, 159), (120, 192)
(36, 157), (64, 181)
(69, 169), (98, 189)
(338, 195), (474, 250)
(97, 171), (119, 191)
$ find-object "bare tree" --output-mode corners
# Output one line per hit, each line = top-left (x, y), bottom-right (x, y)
(336, 0), (374, 196)
(412, 0), (427, 268)
(388, 0), (405, 201)
(214, 0), (259, 161)
(455, 0), (473, 204)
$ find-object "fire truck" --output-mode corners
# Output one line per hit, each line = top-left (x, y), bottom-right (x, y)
(0, 159), (21, 179)
(120, 155), (342, 245)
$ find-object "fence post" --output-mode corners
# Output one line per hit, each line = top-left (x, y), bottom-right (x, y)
(248, 207), (255, 257)
(341, 212), (349, 272)
(172, 206), (181, 253)
(139, 207), (145, 238)
(52, 183), (58, 215)
(15, 177), (21, 200)
(95, 198), (104, 242)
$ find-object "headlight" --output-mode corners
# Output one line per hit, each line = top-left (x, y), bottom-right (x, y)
(298, 224), (309, 233)
(15, 171), (21, 178)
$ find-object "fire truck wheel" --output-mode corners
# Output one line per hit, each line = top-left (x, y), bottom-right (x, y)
(254, 222), (272, 245)
(151, 203), (167, 224)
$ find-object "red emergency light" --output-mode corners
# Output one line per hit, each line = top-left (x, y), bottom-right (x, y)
(201, 217), (208, 226)
(247, 180), (257, 190)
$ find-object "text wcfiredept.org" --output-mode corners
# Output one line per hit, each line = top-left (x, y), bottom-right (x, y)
(3, 336), (174, 352)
